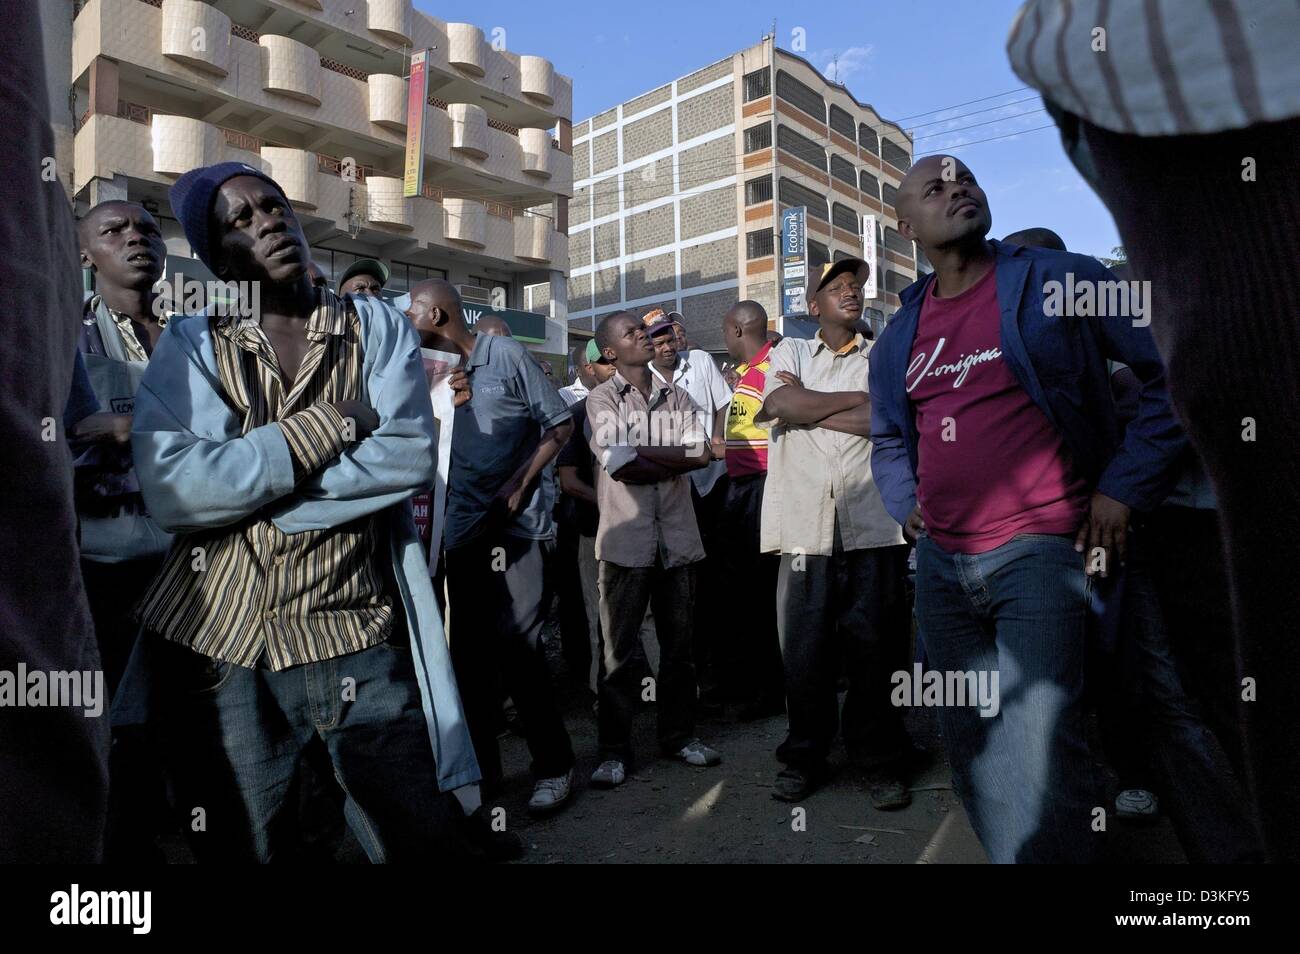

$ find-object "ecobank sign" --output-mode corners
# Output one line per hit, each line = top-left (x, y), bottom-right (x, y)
(463, 304), (547, 343)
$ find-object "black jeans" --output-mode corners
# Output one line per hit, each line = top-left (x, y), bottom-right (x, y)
(446, 533), (575, 788)
(718, 474), (783, 706)
(1109, 526), (1262, 863)
(776, 525), (913, 771)
(596, 559), (697, 763)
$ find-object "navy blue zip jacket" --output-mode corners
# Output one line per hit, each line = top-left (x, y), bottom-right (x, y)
(867, 239), (1187, 528)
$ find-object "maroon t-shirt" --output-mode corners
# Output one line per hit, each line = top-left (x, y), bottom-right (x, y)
(907, 266), (1088, 553)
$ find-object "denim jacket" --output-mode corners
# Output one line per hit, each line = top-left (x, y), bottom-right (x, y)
(868, 240), (1187, 527)
(116, 296), (480, 792)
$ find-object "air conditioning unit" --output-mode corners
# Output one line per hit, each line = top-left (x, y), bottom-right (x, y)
(458, 284), (491, 306)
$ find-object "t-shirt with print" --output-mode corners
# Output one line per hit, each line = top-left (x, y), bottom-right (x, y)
(725, 340), (773, 478)
(907, 264), (1088, 553)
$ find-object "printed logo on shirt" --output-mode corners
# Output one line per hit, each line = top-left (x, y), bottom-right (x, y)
(906, 336), (1002, 392)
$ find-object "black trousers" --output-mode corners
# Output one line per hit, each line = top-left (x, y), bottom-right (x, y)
(1077, 114), (1300, 861)
(717, 474), (784, 706)
(597, 560), (697, 763)
(446, 533), (574, 789)
(776, 529), (912, 771)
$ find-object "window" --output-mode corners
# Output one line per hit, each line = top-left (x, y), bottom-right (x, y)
(743, 122), (772, 154)
(859, 170), (880, 200)
(882, 137), (911, 171)
(885, 269), (913, 294)
(830, 154), (856, 188)
(388, 261), (449, 294)
(829, 104), (855, 140)
(745, 175), (773, 205)
(834, 249), (855, 263)
(916, 244), (933, 274)
(743, 68), (770, 102)
(832, 202), (858, 233)
(777, 124), (826, 171)
(881, 182), (899, 209)
(775, 70), (825, 122)
(884, 226), (913, 258)
(808, 240), (830, 273)
(746, 228), (774, 259)
(778, 177), (828, 222)
(469, 274), (511, 308)
(858, 123), (879, 154)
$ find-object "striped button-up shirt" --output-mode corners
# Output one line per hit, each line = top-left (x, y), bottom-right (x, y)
(136, 289), (393, 669)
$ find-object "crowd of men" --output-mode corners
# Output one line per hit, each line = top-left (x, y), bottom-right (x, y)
(4, 0), (1296, 866)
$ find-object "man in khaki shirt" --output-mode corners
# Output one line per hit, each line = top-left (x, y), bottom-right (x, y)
(760, 259), (916, 810)
(584, 312), (723, 788)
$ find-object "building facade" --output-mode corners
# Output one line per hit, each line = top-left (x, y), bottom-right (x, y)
(58, 0), (574, 356)
(567, 37), (921, 351)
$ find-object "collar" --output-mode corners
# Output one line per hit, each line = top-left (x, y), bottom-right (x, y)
(612, 369), (672, 406)
(736, 340), (774, 375)
(465, 331), (493, 371)
(216, 286), (347, 341)
(813, 330), (865, 356)
(650, 352), (686, 383)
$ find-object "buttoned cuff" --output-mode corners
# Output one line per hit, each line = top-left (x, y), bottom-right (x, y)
(600, 445), (639, 474)
(280, 403), (349, 482)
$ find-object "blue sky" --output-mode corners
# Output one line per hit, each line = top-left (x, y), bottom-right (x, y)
(418, 0), (1123, 260)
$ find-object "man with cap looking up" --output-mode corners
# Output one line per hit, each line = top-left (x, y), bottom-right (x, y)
(124, 163), (481, 862)
(759, 258), (918, 811)
(558, 343), (598, 407)
(337, 257), (389, 298)
(644, 308), (732, 713)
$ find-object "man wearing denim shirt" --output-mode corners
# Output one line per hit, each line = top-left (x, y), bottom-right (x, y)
(868, 155), (1186, 863)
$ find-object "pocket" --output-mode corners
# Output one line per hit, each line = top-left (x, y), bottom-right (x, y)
(156, 638), (236, 696)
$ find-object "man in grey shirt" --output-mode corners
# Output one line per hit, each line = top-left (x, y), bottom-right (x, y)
(406, 280), (576, 817)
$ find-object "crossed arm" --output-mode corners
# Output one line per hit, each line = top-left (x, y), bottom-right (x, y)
(759, 371), (872, 437)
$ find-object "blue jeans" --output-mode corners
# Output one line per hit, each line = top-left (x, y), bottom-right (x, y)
(914, 533), (1099, 863)
(151, 636), (465, 863)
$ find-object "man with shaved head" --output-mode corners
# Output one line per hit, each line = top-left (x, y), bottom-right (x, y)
(1001, 227), (1067, 252)
(718, 301), (784, 720)
(473, 314), (512, 338)
(406, 277), (578, 818)
(867, 154), (1188, 862)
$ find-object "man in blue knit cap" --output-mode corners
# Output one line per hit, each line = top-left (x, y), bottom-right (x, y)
(124, 162), (506, 861)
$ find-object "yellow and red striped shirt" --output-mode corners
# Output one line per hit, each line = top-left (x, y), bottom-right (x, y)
(724, 341), (774, 478)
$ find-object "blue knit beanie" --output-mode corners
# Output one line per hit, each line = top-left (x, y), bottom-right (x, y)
(168, 162), (288, 272)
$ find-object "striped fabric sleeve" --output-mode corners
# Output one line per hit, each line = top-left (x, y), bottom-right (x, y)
(279, 402), (349, 482)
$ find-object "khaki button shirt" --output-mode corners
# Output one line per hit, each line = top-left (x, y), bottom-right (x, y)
(760, 333), (905, 555)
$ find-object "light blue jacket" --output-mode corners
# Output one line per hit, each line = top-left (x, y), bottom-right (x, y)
(118, 296), (480, 792)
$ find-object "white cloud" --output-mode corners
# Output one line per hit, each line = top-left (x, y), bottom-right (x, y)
(813, 45), (874, 84)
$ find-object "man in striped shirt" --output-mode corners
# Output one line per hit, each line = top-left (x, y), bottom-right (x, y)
(127, 163), (480, 862)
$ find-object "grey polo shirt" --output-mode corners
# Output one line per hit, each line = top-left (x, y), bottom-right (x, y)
(444, 333), (572, 549)
(760, 333), (904, 556)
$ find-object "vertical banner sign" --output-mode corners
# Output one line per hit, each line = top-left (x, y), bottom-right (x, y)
(403, 50), (430, 197)
(781, 206), (808, 317)
(861, 213), (878, 299)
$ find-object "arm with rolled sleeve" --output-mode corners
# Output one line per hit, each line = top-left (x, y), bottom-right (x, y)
(867, 340), (919, 527)
(1075, 258), (1189, 511)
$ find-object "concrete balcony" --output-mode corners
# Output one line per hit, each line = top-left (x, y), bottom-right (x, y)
(365, 176), (412, 229)
(444, 197), (486, 247)
(259, 35), (321, 106)
(519, 56), (555, 106)
(260, 147), (318, 210)
(448, 103), (488, 159)
(447, 23), (486, 77)
(514, 213), (553, 264)
(519, 128), (552, 180)
(367, 0), (412, 46)
(151, 114), (222, 176)
(160, 0), (230, 76)
(368, 73), (406, 132)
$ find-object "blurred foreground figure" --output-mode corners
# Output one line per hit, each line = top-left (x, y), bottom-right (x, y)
(1009, 0), (1300, 862)
(0, 0), (109, 862)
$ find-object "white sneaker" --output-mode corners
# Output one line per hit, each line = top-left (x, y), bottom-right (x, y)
(590, 759), (626, 788)
(1115, 788), (1159, 820)
(527, 769), (573, 816)
(674, 739), (722, 767)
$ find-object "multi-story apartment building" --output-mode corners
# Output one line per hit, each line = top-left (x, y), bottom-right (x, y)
(567, 36), (923, 351)
(58, 0), (574, 358)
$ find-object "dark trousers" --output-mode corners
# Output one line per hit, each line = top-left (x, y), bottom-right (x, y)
(1107, 526), (1262, 862)
(555, 518), (592, 686)
(718, 474), (783, 706)
(446, 532), (574, 788)
(776, 526), (912, 771)
(1072, 112), (1300, 862)
(597, 559), (697, 763)
(690, 476), (728, 701)
(152, 637), (465, 863)
(82, 556), (167, 863)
